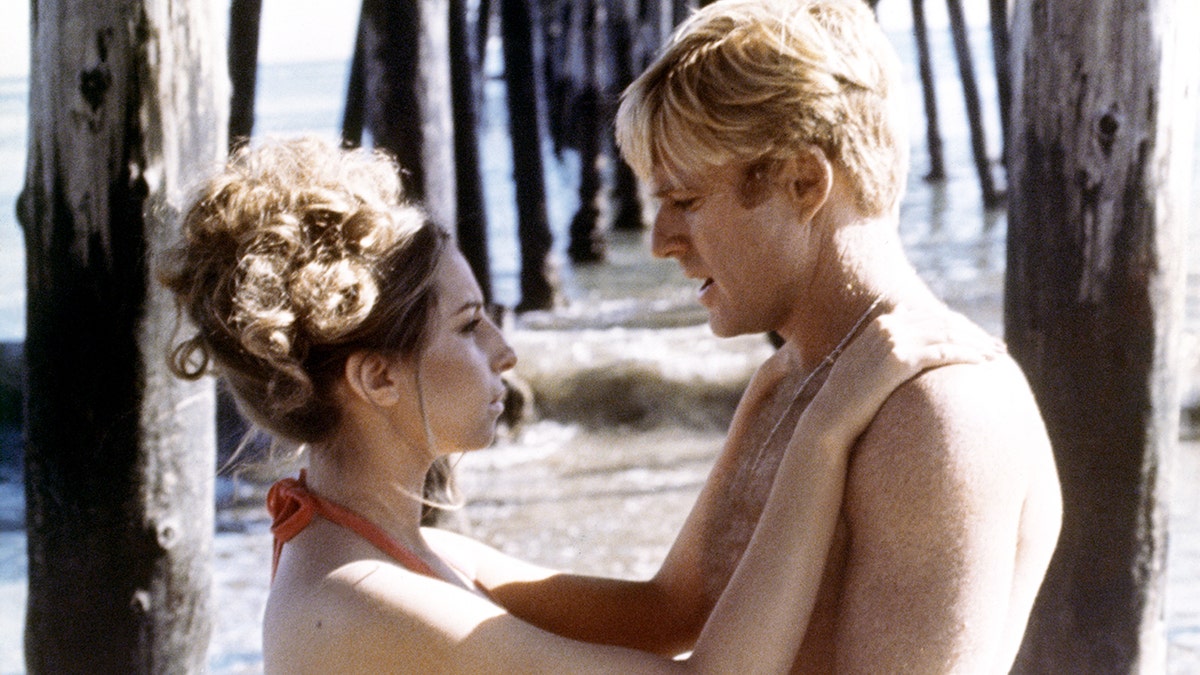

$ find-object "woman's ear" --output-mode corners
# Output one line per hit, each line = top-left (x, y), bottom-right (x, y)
(343, 351), (406, 407)
(785, 145), (833, 222)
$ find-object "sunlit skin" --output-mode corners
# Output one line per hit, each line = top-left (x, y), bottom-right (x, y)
(168, 132), (1025, 672)
(649, 151), (902, 363)
(650, 154), (1061, 672)
(651, 158), (825, 341)
(400, 250), (517, 455)
(474, 148), (1061, 673)
(277, 249), (516, 597)
(262, 239), (1004, 673)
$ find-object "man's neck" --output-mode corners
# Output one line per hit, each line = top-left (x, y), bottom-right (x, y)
(778, 219), (933, 370)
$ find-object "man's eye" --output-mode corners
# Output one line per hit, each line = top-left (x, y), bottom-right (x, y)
(672, 197), (699, 211)
(461, 319), (482, 334)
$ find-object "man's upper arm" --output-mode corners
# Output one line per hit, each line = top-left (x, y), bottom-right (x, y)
(835, 362), (1033, 672)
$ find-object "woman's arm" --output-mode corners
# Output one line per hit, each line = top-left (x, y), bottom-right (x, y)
(282, 309), (997, 674)
(686, 307), (1001, 672)
(428, 529), (707, 656)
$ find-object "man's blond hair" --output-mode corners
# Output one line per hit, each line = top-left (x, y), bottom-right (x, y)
(616, 0), (909, 217)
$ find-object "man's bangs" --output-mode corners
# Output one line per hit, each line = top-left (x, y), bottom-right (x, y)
(649, 100), (733, 185)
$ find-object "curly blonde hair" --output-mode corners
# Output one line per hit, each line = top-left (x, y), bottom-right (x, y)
(616, 0), (908, 217)
(161, 137), (449, 444)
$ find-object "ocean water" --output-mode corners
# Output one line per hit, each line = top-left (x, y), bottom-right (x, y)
(0, 76), (26, 344)
(0, 16), (1008, 341)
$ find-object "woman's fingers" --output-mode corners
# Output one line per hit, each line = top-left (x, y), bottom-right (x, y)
(829, 305), (1004, 399)
(872, 305), (1005, 372)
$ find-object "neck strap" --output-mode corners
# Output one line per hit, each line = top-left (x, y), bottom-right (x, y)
(266, 469), (439, 581)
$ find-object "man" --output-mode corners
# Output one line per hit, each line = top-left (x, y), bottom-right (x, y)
(481, 0), (1062, 670)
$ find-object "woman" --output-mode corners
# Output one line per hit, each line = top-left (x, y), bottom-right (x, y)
(162, 137), (993, 673)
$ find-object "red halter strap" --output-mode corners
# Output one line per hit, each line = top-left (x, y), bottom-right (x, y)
(266, 469), (440, 581)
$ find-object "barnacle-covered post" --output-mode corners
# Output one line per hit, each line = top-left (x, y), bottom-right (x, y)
(18, 0), (226, 671)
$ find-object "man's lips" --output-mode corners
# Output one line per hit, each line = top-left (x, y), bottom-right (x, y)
(679, 265), (713, 298)
(697, 278), (716, 305)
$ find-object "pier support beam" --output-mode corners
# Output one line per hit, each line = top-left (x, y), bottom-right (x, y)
(1005, 0), (1197, 671)
(19, 1), (225, 670)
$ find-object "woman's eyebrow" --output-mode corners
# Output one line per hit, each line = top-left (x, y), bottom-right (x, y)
(453, 300), (485, 316)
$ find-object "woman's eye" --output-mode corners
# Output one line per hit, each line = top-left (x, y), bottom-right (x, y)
(673, 197), (698, 211)
(461, 318), (482, 334)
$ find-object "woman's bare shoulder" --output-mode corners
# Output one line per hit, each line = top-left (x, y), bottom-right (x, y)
(264, 551), (508, 674)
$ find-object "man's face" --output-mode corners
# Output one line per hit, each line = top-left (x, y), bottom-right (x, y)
(650, 159), (818, 338)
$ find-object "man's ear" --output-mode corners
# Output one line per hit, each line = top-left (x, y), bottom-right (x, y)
(343, 351), (405, 407)
(786, 145), (833, 222)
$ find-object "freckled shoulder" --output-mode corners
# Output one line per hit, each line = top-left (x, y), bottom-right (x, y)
(834, 356), (1057, 670)
(847, 356), (1050, 531)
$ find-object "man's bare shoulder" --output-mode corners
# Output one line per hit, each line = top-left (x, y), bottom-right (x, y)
(844, 357), (1041, 535)
(833, 356), (1060, 670)
(856, 354), (1050, 470)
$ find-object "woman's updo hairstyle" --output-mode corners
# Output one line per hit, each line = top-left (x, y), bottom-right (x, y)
(161, 136), (449, 445)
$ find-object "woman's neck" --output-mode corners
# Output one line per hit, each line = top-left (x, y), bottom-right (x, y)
(304, 432), (433, 552)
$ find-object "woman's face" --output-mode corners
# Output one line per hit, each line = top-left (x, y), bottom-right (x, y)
(411, 250), (516, 453)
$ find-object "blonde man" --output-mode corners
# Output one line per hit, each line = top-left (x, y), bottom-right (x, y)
(480, 0), (1062, 671)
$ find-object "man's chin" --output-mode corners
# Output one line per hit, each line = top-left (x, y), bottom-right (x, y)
(706, 314), (754, 339)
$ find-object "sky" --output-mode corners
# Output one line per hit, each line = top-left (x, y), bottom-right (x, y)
(0, 0), (981, 80)
(0, 0), (361, 79)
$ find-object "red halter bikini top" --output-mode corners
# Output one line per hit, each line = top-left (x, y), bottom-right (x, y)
(267, 470), (440, 581)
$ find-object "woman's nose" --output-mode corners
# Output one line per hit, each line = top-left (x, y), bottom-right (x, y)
(495, 340), (517, 372)
(489, 324), (517, 372)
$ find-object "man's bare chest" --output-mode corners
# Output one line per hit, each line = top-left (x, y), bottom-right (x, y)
(698, 363), (833, 599)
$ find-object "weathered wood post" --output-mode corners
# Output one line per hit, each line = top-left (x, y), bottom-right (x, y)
(227, 0), (263, 152)
(606, 0), (647, 232)
(19, 0), (225, 671)
(988, 0), (1011, 166)
(500, 0), (558, 311)
(565, 0), (609, 264)
(450, 0), (495, 302)
(357, 0), (458, 231)
(342, 14), (367, 148)
(1005, 0), (1197, 671)
(944, 0), (1000, 206)
(909, 0), (946, 181)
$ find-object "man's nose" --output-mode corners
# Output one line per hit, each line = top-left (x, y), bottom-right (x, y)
(651, 208), (687, 259)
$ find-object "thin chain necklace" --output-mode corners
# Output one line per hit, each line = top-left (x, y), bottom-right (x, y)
(757, 296), (884, 452)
